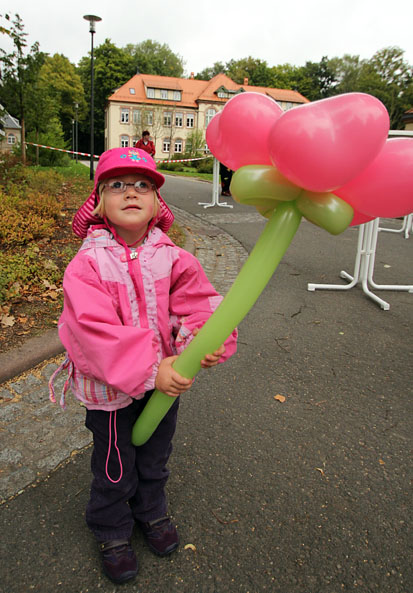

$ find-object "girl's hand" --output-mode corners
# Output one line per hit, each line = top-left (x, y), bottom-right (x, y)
(155, 356), (193, 397)
(193, 328), (226, 368)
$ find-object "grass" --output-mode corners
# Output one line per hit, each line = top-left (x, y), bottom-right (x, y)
(30, 160), (93, 179)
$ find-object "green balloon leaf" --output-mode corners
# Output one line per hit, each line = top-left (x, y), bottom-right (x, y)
(296, 191), (354, 235)
(230, 165), (302, 209)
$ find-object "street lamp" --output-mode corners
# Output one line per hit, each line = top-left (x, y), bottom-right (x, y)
(74, 102), (79, 163)
(83, 14), (102, 180)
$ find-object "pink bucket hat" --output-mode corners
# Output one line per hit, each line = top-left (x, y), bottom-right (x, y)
(72, 147), (174, 238)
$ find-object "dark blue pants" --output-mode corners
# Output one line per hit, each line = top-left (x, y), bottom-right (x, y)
(85, 392), (179, 542)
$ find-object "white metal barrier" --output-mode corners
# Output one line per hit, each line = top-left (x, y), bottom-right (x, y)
(308, 218), (413, 310)
(379, 214), (413, 239)
(198, 158), (233, 209)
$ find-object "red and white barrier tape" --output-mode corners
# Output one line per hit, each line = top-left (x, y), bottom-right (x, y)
(156, 156), (211, 163)
(25, 142), (212, 163)
(25, 142), (98, 158)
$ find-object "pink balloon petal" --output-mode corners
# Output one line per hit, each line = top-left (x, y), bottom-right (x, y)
(349, 210), (375, 227)
(206, 92), (283, 170)
(269, 93), (390, 192)
(336, 138), (413, 218)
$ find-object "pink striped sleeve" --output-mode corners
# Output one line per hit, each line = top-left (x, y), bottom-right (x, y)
(72, 191), (102, 238)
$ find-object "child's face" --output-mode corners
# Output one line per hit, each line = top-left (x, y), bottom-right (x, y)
(101, 173), (157, 244)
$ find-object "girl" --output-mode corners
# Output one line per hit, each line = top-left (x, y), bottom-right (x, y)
(50, 147), (237, 584)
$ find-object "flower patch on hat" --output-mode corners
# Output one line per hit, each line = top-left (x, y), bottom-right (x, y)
(120, 149), (148, 163)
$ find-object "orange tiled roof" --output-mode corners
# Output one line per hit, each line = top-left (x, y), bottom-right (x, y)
(108, 73), (309, 107)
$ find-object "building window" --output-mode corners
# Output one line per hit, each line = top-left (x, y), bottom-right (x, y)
(173, 90), (181, 101)
(175, 112), (183, 127)
(133, 109), (141, 124)
(129, 88), (136, 95)
(204, 143), (210, 153)
(132, 137), (138, 146)
(120, 135), (129, 147)
(186, 114), (194, 128)
(205, 108), (216, 126)
(7, 133), (16, 145)
(163, 139), (170, 153)
(146, 111), (153, 126)
(164, 112), (172, 126)
(147, 87), (155, 98)
(161, 89), (168, 100)
(121, 108), (129, 123)
(174, 140), (183, 153)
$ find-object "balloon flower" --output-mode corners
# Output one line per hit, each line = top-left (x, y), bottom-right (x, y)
(132, 92), (413, 446)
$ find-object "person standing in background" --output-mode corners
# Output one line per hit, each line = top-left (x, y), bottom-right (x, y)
(219, 163), (233, 196)
(135, 131), (156, 157)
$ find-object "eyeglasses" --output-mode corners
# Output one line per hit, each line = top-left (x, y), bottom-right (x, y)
(103, 180), (155, 194)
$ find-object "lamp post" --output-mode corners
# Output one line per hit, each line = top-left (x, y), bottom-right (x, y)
(72, 118), (75, 159)
(74, 102), (79, 163)
(83, 14), (102, 180)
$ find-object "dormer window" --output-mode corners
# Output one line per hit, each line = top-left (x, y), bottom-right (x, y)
(147, 87), (155, 98)
(161, 89), (168, 100)
(173, 90), (181, 101)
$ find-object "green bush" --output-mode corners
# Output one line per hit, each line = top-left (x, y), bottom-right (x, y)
(24, 168), (65, 195)
(0, 244), (62, 303)
(26, 117), (71, 167)
(0, 188), (61, 246)
(0, 153), (27, 190)
(196, 158), (214, 174)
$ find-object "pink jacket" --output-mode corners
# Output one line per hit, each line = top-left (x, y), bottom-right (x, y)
(52, 226), (237, 411)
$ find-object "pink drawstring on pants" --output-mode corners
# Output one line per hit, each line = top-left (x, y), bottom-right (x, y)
(105, 410), (123, 484)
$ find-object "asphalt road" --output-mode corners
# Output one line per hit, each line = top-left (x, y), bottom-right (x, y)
(1, 174), (412, 593)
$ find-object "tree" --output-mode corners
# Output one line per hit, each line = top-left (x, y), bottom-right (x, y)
(195, 62), (225, 80)
(226, 57), (273, 87)
(0, 13), (44, 163)
(299, 57), (336, 100)
(124, 40), (185, 77)
(195, 57), (273, 87)
(26, 115), (69, 166)
(77, 39), (135, 154)
(38, 54), (86, 142)
(328, 47), (413, 128)
(185, 129), (205, 157)
(368, 47), (413, 128)
(268, 63), (310, 94)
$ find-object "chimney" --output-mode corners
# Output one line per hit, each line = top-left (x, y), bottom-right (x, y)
(190, 72), (194, 79)
(243, 77), (248, 86)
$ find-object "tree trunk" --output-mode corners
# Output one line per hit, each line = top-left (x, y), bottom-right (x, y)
(21, 117), (26, 165)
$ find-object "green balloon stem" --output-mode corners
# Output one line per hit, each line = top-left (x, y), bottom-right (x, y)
(132, 202), (302, 446)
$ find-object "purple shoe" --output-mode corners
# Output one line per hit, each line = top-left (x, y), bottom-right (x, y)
(100, 539), (138, 584)
(138, 516), (179, 556)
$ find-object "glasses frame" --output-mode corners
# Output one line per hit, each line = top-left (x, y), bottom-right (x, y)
(102, 180), (156, 195)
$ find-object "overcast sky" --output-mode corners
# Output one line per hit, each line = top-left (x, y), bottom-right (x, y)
(2, 0), (412, 75)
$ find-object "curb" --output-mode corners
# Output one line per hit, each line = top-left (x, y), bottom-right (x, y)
(0, 329), (65, 385)
(0, 227), (196, 386)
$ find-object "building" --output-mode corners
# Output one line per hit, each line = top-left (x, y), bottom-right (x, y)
(104, 73), (309, 157)
(0, 108), (21, 153)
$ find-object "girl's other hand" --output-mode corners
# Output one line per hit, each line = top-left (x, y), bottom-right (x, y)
(193, 328), (226, 368)
(155, 356), (193, 397)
